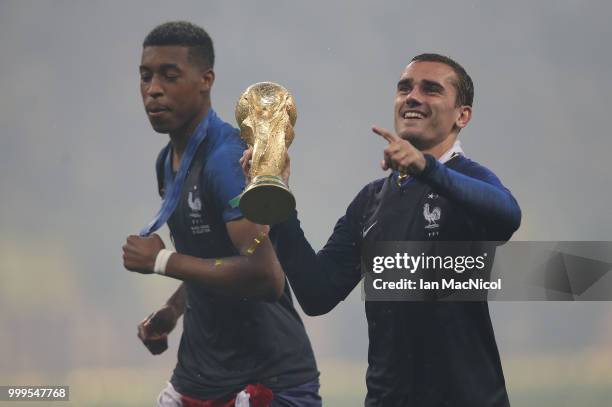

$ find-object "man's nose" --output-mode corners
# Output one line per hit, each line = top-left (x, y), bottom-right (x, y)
(146, 75), (164, 98)
(404, 89), (422, 107)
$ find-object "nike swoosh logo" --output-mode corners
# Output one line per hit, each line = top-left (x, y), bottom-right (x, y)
(362, 221), (377, 238)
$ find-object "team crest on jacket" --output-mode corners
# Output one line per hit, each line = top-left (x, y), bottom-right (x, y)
(423, 202), (441, 229)
(188, 186), (202, 218)
(187, 185), (211, 234)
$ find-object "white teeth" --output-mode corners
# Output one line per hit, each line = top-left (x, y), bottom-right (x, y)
(404, 111), (425, 119)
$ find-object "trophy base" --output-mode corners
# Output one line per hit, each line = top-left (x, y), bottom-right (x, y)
(239, 175), (296, 225)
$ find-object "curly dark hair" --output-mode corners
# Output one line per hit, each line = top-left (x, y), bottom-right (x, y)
(143, 21), (214, 69)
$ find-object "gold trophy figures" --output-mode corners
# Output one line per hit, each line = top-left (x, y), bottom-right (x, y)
(235, 82), (297, 225)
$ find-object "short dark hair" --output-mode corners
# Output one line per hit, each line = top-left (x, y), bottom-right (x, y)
(143, 21), (214, 69)
(411, 53), (473, 107)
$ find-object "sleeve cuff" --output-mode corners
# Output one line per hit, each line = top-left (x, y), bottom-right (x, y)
(222, 207), (244, 223)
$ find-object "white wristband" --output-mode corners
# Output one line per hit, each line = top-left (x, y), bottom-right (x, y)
(154, 249), (175, 275)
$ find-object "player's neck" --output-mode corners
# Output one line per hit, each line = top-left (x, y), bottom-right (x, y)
(423, 133), (458, 159)
(169, 104), (211, 169)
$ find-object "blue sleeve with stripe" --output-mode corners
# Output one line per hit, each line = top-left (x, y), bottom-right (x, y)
(418, 155), (522, 241)
(270, 186), (369, 316)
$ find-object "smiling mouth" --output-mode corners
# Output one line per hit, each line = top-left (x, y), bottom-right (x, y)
(402, 111), (426, 119)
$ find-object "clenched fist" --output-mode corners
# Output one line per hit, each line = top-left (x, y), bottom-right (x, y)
(122, 233), (165, 274)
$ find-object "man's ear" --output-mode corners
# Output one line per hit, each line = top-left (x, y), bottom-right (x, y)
(201, 69), (215, 92)
(455, 105), (472, 129)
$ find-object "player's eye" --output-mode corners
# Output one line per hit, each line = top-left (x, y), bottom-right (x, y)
(398, 85), (412, 94)
(423, 84), (442, 94)
(163, 70), (180, 81)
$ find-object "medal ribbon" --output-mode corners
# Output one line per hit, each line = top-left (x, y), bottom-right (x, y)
(139, 109), (215, 236)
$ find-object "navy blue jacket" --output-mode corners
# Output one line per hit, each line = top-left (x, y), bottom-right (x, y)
(271, 154), (521, 406)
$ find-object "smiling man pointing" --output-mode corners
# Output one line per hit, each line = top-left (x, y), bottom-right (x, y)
(244, 53), (522, 406)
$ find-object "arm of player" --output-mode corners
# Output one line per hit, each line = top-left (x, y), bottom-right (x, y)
(122, 221), (285, 302)
(240, 147), (363, 316)
(137, 283), (186, 355)
(270, 211), (363, 316)
(418, 155), (521, 240)
(166, 219), (285, 301)
(373, 126), (521, 241)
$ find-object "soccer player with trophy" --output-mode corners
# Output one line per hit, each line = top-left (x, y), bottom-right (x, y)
(242, 53), (521, 406)
(122, 21), (321, 407)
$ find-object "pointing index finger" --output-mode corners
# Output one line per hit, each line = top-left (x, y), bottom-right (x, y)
(372, 126), (400, 144)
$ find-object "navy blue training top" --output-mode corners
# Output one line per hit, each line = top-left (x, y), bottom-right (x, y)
(271, 154), (521, 406)
(155, 111), (318, 400)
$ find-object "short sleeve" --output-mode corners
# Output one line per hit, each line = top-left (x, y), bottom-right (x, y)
(203, 138), (247, 223)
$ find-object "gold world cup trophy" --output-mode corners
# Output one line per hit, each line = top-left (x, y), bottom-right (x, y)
(235, 82), (297, 225)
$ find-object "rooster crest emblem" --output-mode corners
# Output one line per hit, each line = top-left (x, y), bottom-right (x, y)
(423, 203), (441, 229)
(188, 191), (202, 219)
